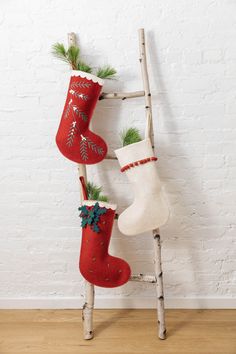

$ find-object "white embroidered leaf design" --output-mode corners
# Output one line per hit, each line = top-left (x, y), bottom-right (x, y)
(73, 107), (88, 122)
(64, 105), (70, 118)
(78, 111), (88, 122)
(69, 89), (89, 101)
(66, 121), (78, 147)
(74, 92), (89, 101)
(80, 139), (88, 160)
(71, 82), (92, 89)
(79, 137), (104, 160)
(64, 99), (73, 119)
(86, 137), (104, 155)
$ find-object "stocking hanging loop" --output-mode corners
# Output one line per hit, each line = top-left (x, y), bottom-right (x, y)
(79, 176), (88, 200)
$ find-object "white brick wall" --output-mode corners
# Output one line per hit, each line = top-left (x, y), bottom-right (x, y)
(0, 0), (235, 308)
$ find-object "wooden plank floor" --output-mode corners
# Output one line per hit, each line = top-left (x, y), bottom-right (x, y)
(0, 309), (235, 354)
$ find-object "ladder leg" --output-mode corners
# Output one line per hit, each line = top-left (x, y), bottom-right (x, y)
(76, 163), (94, 339)
(79, 163), (94, 340)
(67, 32), (95, 340)
(139, 28), (167, 339)
(82, 281), (95, 339)
(153, 229), (167, 339)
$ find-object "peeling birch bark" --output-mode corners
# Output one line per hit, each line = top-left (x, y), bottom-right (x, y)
(78, 165), (94, 340)
(138, 29), (154, 148)
(68, 32), (77, 47)
(153, 229), (167, 339)
(130, 274), (156, 283)
(82, 281), (95, 340)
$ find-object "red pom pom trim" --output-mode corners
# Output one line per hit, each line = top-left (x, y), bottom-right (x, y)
(120, 156), (158, 172)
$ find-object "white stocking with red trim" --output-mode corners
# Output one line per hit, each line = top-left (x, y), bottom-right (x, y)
(115, 139), (169, 236)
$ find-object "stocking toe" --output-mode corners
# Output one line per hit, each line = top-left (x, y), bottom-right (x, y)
(79, 256), (130, 288)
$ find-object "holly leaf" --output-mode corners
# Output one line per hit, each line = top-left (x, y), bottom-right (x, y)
(93, 224), (100, 233)
(79, 205), (89, 215)
(81, 219), (87, 228)
(88, 210), (95, 218)
(97, 207), (107, 215)
(87, 217), (93, 225)
(93, 216), (99, 223)
(79, 202), (107, 234)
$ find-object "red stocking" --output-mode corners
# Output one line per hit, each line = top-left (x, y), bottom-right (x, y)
(56, 71), (107, 164)
(78, 200), (131, 288)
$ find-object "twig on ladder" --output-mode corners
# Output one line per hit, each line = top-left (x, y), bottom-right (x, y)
(68, 32), (94, 340)
(138, 28), (167, 340)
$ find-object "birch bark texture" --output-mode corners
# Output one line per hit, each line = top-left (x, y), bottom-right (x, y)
(138, 28), (167, 340)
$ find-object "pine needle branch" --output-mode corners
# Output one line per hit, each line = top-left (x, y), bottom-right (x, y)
(86, 181), (109, 202)
(96, 66), (117, 79)
(52, 43), (79, 69)
(52, 42), (117, 79)
(52, 43), (70, 65)
(77, 61), (93, 73)
(97, 195), (109, 202)
(67, 45), (80, 70)
(121, 127), (142, 146)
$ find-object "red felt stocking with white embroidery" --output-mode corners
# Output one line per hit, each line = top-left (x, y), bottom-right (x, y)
(56, 71), (107, 164)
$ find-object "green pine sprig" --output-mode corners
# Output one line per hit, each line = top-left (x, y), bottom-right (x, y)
(52, 42), (117, 79)
(67, 45), (80, 70)
(52, 43), (71, 65)
(86, 181), (109, 202)
(96, 66), (117, 79)
(52, 43), (78, 70)
(120, 127), (142, 146)
(77, 61), (93, 73)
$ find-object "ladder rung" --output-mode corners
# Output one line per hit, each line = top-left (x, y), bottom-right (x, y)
(105, 155), (118, 160)
(99, 91), (145, 100)
(130, 274), (156, 283)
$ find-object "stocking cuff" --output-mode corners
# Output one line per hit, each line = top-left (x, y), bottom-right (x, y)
(115, 138), (156, 167)
(82, 200), (117, 211)
(71, 70), (104, 86)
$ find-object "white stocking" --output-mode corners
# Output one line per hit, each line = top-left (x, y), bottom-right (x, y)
(115, 139), (169, 236)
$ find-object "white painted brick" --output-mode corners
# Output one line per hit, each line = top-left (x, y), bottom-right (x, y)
(202, 50), (223, 63)
(0, 0), (235, 305)
(225, 62), (236, 77)
(226, 102), (236, 115)
(225, 48), (236, 60)
(183, 50), (202, 64)
(204, 155), (225, 169)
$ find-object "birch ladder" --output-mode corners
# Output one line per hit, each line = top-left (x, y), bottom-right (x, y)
(68, 28), (166, 340)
